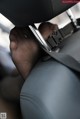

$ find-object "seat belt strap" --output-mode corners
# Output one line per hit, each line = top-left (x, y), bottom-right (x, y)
(45, 28), (80, 72)
(29, 25), (80, 73)
(46, 50), (80, 73)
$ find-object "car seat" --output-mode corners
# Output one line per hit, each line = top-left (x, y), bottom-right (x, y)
(0, 0), (80, 119)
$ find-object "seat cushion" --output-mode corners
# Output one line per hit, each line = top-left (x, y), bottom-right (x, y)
(20, 59), (80, 119)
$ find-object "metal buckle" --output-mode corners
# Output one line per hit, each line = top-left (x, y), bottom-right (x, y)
(47, 30), (63, 50)
(29, 25), (52, 52)
(29, 25), (63, 52)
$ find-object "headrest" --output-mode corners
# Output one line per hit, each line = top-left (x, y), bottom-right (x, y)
(0, 0), (75, 26)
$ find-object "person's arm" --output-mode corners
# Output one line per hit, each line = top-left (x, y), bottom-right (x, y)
(0, 75), (24, 102)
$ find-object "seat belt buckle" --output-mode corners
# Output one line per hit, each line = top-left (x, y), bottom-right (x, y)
(47, 29), (63, 50)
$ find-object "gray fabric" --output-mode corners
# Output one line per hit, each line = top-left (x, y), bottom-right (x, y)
(20, 59), (80, 119)
(43, 30), (80, 73)
(20, 30), (80, 119)
(0, 0), (75, 26)
(60, 30), (80, 62)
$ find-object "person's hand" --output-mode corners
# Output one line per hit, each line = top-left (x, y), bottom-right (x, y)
(38, 22), (58, 40)
(10, 27), (40, 79)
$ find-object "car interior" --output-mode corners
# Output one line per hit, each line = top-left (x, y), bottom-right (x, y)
(0, 0), (80, 119)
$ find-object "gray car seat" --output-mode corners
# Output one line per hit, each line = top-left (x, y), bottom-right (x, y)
(21, 27), (80, 119)
(21, 59), (80, 119)
(20, 2), (80, 119)
(0, 0), (80, 119)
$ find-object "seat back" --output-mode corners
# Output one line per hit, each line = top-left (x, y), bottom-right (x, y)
(0, 0), (75, 26)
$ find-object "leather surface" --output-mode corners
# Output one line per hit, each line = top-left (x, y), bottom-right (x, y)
(20, 59), (80, 119)
(20, 30), (80, 119)
(0, 0), (75, 26)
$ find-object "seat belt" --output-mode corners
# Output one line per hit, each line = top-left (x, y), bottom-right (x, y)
(29, 25), (80, 73)
(46, 50), (80, 73)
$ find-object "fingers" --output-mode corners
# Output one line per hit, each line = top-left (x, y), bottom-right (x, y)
(38, 22), (58, 40)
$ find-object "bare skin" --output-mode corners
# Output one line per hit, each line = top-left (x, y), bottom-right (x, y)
(10, 27), (41, 79)
(39, 22), (58, 40)
(10, 22), (57, 79)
